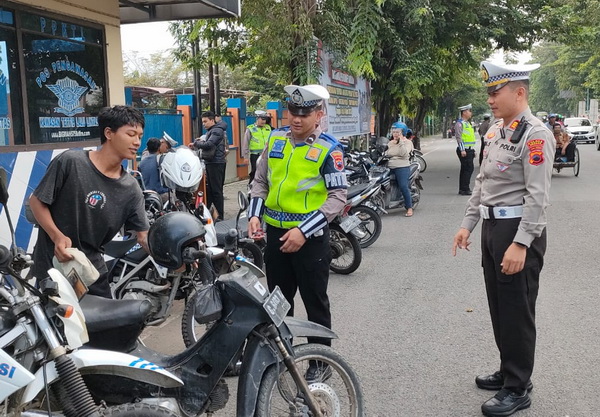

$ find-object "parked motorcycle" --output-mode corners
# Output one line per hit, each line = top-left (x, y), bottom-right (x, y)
(0, 168), (181, 417)
(82, 209), (365, 417)
(411, 149), (427, 173)
(345, 180), (384, 248)
(330, 214), (363, 275)
(369, 159), (423, 211)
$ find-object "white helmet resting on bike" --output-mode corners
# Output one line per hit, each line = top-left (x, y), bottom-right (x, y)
(159, 147), (203, 192)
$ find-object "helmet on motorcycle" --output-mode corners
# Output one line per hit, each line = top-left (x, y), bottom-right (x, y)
(391, 122), (408, 135)
(159, 148), (203, 192)
(148, 211), (206, 269)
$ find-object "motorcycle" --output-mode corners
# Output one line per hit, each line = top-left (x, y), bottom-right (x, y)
(82, 208), (366, 417)
(329, 213), (363, 275)
(411, 149), (427, 173)
(0, 168), (181, 417)
(369, 158), (423, 211)
(345, 180), (384, 248)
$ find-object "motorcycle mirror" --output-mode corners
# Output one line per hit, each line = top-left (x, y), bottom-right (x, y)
(0, 168), (9, 205)
(237, 191), (249, 211)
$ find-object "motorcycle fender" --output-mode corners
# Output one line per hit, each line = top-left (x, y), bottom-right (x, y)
(236, 335), (279, 417)
(21, 349), (183, 403)
(284, 317), (338, 340)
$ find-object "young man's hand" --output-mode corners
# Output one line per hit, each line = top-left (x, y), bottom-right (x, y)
(53, 234), (74, 262)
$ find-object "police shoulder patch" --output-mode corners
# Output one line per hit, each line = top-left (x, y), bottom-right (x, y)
(330, 150), (344, 171)
(526, 139), (545, 166)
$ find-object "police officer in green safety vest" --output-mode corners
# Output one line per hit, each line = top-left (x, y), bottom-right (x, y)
(242, 110), (272, 185)
(247, 84), (347, 383)
(455, 103), (477, 195)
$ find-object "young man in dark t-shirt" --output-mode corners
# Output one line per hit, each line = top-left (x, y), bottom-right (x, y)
(29, 105), (150, 298)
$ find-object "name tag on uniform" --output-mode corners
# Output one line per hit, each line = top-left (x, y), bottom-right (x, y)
(269, 139), (286, 159)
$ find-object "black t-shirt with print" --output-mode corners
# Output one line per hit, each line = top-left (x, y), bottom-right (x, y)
(32, 150), (149, 280)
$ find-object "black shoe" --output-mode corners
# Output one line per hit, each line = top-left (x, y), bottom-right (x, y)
(476, 371), (533, 392)
(458, 190), (472, 195)
(305, 362), (332, 384)
(481, 388), (531, 417)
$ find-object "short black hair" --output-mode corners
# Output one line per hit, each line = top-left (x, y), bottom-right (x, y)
(201, 111), (216, 120)
(98, 105), (145, 144)
(146, 137), (161, 153)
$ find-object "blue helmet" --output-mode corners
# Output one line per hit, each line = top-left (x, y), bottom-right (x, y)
(391, 122), (408, 135)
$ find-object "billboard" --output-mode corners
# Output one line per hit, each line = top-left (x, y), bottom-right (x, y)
(319, 46), (371, 137)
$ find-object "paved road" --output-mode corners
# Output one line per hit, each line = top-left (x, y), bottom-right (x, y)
(142, 136), (600, 416)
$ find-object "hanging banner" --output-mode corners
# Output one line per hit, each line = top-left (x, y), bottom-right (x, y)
(318, 45), (371, 137)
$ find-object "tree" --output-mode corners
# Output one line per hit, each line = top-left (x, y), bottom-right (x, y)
(123, 51), (190, 89)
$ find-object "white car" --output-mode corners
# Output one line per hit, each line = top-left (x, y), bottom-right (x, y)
(564, 117), (595, 144)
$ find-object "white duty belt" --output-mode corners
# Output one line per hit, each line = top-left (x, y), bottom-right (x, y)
(479, 205), (523, 220)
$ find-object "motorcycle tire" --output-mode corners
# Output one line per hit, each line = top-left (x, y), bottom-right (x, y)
(238, 241), (264, 269)
(101, 403), (179, 416)
(329, 223), (362, 275)
(349, 205), (382, 248)
(181, 287), (210, 348)
(255, 343), (365, 417)
(414, 154), (427, 173)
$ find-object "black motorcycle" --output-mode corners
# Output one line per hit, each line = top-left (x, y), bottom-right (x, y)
(80, 210), (365, 417)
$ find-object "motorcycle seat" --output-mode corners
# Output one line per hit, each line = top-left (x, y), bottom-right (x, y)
(347, 182), (372, 199)
(104, 238), (139, 258)
(214, 217), (248, 246)
(81, 295), (152, 351)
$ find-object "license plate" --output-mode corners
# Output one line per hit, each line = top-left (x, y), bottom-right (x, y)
(340, 214), (362, 233)
(263, 286), (291, 327)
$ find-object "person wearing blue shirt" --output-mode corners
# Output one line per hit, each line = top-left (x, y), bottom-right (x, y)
(139, 137), (169, 200)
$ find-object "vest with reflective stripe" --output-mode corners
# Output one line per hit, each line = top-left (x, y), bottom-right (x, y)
(461, 120), (476, 146)
(247, 124), (272, 153)
(264, 134), (332, 229)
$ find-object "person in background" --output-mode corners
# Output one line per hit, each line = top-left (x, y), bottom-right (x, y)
(455, 104), (476, 195)
(29, 105), (149, 298)
(388, 122), (414, 217)
(242, 110), (272, 185)
(189, 111), (227, 221)
(553, 122), (575, 162)
(159, 133), (177, 154)
(478, 113), (492, 166)
(139, 137), (169, 201)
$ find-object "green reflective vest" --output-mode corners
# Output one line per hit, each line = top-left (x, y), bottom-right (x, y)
(264, 134), (332, 229)
(461, 120), (476, 146)
(247, 124), (272, 153)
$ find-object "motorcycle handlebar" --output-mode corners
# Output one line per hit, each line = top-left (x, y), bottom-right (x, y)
(182, 247), (208, 264)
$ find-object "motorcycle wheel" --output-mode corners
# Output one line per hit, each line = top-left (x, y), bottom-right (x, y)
(101, 403), (179, 416)
(239, 241), (264, 269)
(329, 223), (362, 275)
(255, 343), (365, 417)
(181, 287), (210, 347)
(349, 205), (382, 248)
(414, 154), (427, 173)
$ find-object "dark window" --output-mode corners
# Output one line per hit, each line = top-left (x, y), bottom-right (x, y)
(0, 5), (106, 150)
(0, 8), (24, 146)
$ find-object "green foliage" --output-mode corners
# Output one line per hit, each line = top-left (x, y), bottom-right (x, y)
(123, 51), (191, 89)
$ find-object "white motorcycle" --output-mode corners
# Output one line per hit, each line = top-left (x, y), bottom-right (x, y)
(0, 168), (182, 417)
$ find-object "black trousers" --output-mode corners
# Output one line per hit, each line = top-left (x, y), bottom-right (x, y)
(205, 163), (226, 220)
(88, 271), (112, 298)
(265, 225), (332, 346)
(456, 147), (475, 192)
(248, 153), (260, 185)
(481, 218), (546, 392)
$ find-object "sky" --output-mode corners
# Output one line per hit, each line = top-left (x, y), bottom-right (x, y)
(121, 22), (176, 54)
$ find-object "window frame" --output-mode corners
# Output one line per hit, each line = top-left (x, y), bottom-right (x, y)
(0, 1), (109, 153)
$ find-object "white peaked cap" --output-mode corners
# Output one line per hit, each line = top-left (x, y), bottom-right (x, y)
(480, 61), (541, 92)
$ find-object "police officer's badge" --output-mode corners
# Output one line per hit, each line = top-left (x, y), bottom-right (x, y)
(291, 89), (304, 105)
(481, 67), (490, 83)
(330, 150), (344, 171)
(527, 139), (545, 166)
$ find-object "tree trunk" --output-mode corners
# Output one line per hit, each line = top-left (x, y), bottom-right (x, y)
(208, 58), (215, 113)
(214, 62), (221, 115)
